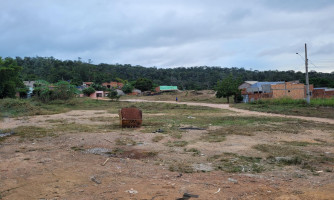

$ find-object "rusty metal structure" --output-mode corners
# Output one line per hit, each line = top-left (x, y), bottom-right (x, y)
(119, 107), (143, 128)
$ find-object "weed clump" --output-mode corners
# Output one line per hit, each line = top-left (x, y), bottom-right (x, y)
(169, 161), (194, 173)
(166, 140), (188, 147)
(209, 153), (264, 173)
(152, 135), (164, 142)
(184, 148), (201, 156)
(115, 137), (137, 146)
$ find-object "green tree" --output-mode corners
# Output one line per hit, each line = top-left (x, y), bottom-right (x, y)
(33, 80), (53, 102)
(53, 81), (78, 100)
(0, 57), (24, 98)
(82, 87), (95, 96)
(108, 89), (119, 101)
(33, 80), (77, 102)
(134, 78), (153, 91)
(215, 75), (242, 103)
(91, 83), (107, 91)
(122, 83), (134, 94)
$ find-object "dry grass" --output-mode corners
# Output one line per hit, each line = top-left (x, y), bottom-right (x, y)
(169, 161), (194, 173)
(152, 135), (164, 142)
(208, 153), (264, 173)
(165, 140), (189, 147)
(115, 137), (137, 146)
(89, 116), (114, 122)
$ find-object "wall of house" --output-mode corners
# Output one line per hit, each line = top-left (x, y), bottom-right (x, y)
(313, 89), (334, 98)
(244, 93), (273, 102)
(271, 83), (311, 99)
(89, 91), (104, 99)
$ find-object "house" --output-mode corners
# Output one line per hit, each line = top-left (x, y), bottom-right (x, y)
(155, 86), (178, 92)
(312, 88), (334, 98)
(245, 82), (284, 94)
(88, 91), (108, 99)
(102, 82), (124, 89)
(241, 81), (314, 103)
(83, 82), (93, 88)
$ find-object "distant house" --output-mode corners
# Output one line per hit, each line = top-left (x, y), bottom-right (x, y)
(86, 91), (108, 99)
(241, 81), (314, 103)
(155, 86), (178, 92)
(83, 82), (93, 88)
(312, 88), (334, 98)
(102, 82), (124, 89)
(23, 81), (35, 98)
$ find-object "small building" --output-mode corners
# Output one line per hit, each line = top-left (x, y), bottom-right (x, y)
(88, 91), (107, 99)
(241, 81), (314, 103)
(313, 88), (334, 98)
(246, 82), (284, 94)
(83, 82), (93, 88)
(155, 86), (178, 92)
(102, 82), (124, 89)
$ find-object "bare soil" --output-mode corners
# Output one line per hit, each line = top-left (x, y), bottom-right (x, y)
(1, 100), (333, 200)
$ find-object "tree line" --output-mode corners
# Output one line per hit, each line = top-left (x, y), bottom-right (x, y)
(16, 56), (334, 89)
(1, 56), (334, 99)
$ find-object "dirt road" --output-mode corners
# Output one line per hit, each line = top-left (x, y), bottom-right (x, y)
(121, 99), (334, 124)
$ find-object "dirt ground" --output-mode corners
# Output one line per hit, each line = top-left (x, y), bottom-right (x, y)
(1, 100), (334, 200)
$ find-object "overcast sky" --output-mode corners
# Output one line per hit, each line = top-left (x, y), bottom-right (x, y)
(1, 0), (334, 72)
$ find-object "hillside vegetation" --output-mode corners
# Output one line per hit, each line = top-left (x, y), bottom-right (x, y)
(16, 56), (334, 90)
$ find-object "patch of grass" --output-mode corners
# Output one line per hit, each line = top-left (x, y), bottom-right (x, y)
(254, 144), (303, 157)
(0, 137), (7, 143)
(169, 161), (194, 173)
(106, 148), (125, 156)
(209, 153), (264, 173)
(165, 140), (188, 147)
(115, 137), (137, 146)
(281, 141), (318, 147)
(89, 116), (113, 122)
(0, 98), (54, 118)
(233, 98), (334, 119)
(254, 144), (334, 171)
(184, 148), (201, 156)
(152, 135), (164, 142)
(71, 146), (85, 151)
(53, 122), (96, 133)
(201, 129), (226, 143)
(106, 149), (158, 159)
(45, 119), (67, 123)
(8, 126), (55, 141)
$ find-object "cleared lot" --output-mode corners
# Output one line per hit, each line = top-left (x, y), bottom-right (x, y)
(1, 100), (334, 199)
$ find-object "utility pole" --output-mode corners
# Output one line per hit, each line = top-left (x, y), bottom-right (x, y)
(305, 43), (310, 104)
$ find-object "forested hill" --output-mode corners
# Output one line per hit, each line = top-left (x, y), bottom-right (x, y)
(16, 56), (334, 90)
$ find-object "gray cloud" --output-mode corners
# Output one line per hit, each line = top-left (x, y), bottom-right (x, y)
(1, 0), (334, 72)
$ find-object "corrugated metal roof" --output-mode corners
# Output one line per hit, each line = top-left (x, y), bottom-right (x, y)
(249, 82), (284, 88)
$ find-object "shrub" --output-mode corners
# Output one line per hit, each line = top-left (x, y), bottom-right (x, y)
(82, 87), (95, 96)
